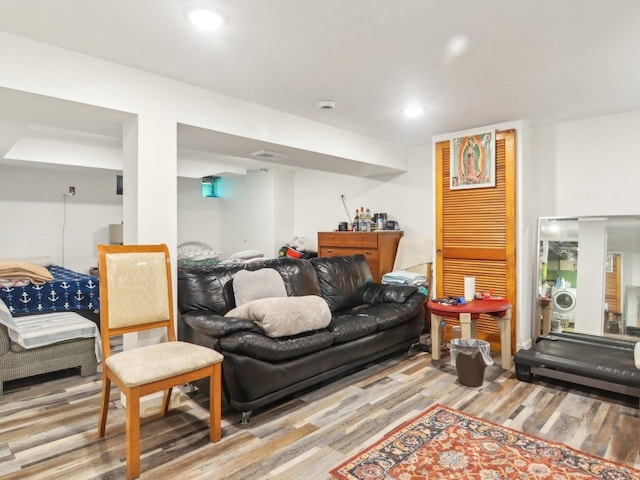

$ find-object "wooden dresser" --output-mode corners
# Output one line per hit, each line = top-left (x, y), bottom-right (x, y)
(317, 231), (403, 282)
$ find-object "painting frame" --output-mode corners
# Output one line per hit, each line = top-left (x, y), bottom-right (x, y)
(450, 131), (496, 190)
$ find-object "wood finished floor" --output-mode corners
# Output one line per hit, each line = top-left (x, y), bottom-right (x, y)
(1, 345), (638, 479)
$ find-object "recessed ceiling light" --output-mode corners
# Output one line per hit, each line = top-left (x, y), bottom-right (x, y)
(185, 7), (225, 31)
(401, 105), (424, 118)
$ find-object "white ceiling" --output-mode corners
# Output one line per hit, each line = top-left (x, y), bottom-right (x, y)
(1, 0), (640, 173)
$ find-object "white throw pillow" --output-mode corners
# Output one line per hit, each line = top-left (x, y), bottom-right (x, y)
(225, 295), (331, 337)
(232, 268), (287, 306)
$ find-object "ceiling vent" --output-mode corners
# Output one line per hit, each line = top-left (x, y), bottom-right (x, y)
(250, 150), (290, 160)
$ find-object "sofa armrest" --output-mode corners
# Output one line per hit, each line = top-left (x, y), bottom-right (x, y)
(363, 283), (419, 304)
(182, 310), (259, 339)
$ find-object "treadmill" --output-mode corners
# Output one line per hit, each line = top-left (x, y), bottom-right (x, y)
(514, 331), (640, 397)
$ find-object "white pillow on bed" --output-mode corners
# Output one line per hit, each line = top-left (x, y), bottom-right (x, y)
(177, 242), (220, 261)
(225, 295), (331, 337)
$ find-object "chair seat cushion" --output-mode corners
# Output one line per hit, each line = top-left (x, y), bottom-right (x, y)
(106, 341), (223, 387)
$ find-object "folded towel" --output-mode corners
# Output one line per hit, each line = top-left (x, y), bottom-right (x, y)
(0, 260), (53, 285)
(382, 270), (427, 286)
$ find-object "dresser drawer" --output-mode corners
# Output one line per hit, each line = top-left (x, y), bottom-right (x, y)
(317, 232), (378, 248)
(318, 246), (379, 259)
(317, 231), (402, 283)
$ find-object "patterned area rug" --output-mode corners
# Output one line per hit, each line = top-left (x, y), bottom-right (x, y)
(330, 404), (640, 480)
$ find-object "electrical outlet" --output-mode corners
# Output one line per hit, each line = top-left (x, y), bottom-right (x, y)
(68, 186), (76, 196)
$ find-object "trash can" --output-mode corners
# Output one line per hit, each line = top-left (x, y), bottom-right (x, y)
(450, 338), (494, 387)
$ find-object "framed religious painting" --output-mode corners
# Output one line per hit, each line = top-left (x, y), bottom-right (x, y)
(450, 131), (495, 190)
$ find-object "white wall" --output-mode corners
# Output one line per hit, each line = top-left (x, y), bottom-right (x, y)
(0, 165), (122, 272)
(293, 143), (434, 243)
(177, 176), (221, 249)
(0, 165), (223, 270)
(219, 171), (277, 259)
(538, 109), (640, 217)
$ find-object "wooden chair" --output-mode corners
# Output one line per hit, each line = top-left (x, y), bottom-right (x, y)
(97, 244), (223, 480)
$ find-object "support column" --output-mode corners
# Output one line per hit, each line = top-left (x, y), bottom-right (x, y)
(120, 114), (180, 414)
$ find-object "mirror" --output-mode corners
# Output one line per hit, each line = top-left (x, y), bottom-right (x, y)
(536, 215), (640, 339)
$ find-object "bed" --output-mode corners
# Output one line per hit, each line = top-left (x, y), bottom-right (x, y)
(0, 265), (99, 315)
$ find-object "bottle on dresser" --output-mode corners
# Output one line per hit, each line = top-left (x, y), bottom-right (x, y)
(365, 208), (372, 231)
(353, 209), (360, 231)
(359, 207), (369, 232)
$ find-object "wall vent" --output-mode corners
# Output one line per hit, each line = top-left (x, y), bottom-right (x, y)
(250, 150), (290, 160)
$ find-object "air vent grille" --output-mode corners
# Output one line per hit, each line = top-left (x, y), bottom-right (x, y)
(250, 150), (290, 160)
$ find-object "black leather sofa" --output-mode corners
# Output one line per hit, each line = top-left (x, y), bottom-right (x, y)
(177, 254), (425, 422)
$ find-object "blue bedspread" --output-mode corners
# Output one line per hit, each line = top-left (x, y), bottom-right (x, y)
(0, 266), (99, 314)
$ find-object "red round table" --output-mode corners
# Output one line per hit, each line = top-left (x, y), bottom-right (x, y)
(427, 299), (512, 369)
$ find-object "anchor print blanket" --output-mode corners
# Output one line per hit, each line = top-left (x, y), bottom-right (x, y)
(0, 265), (99, 314)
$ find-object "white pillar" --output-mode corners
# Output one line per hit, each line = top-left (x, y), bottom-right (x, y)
(120, 114), (180, 414)
(121, 114), (178, 349)
(574, 218), (607, 335)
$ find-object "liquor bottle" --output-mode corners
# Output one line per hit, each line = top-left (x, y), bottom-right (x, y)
(365, 208), (372, 231)
(353, 210), (360, 232)
(359, 207), (367, 232)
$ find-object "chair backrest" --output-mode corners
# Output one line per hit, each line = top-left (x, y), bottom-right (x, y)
(97, 244), (175, 359)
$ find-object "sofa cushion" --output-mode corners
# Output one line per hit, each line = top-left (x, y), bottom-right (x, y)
(358, 302), (425, 331)
(264, 258), (322, 297)
(178, 262), (266, 315)
(220, 329), (334, 361)
(232, 268), (287, 307)
(326, 311), (378, 343)
(363, 283), (418, 304)
(310, 255), (372, 312)
(225, 295), (331, 337)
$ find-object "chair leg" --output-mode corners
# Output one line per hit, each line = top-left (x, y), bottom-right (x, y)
(98, 373), (111, 437)
(125, 389), (141, 480)
(210, 363), (222, 442)
(161, 387), (172, 416)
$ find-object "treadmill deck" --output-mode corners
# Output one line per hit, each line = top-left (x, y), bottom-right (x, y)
(514, 332), (639, 397)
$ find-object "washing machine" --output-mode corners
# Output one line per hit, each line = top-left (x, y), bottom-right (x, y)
(552, 287), (577, 327)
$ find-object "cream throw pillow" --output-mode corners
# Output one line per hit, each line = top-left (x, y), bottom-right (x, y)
(232, 268), (287, 306)
(225, 295), (331, 337)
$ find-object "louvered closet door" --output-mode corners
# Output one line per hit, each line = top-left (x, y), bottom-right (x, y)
(435, 130), (517, 354)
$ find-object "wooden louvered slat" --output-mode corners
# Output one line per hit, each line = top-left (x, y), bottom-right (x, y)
(435, 130), (517, 354)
